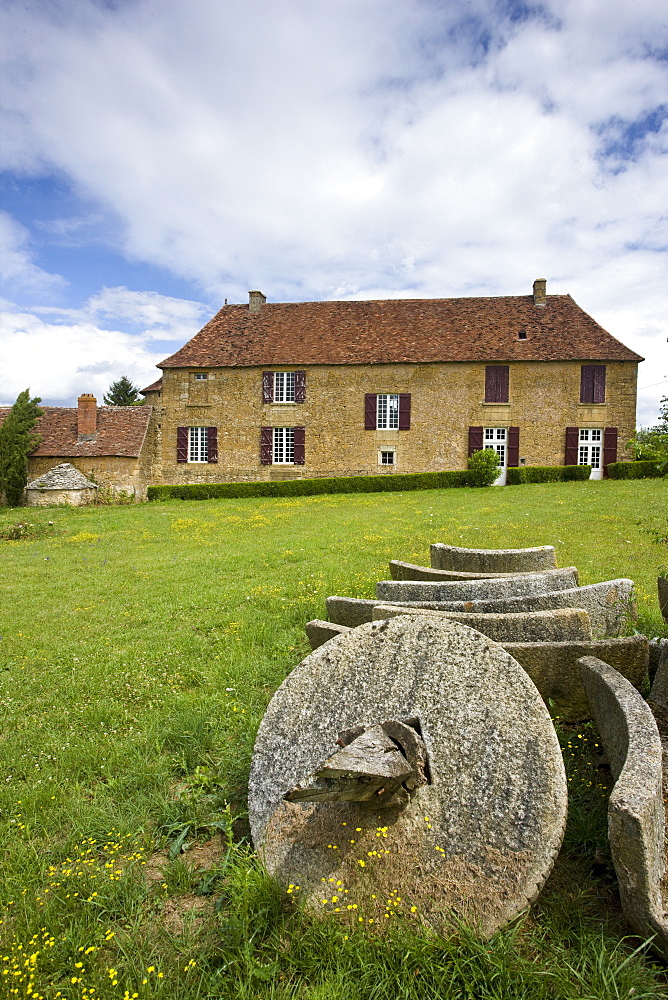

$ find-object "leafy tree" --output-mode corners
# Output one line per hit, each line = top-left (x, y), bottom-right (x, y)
(0, 389), (43, 506)
(103, 375), (142, 406)
(628, 396), (668, 474)
(465, 448), (500, 487)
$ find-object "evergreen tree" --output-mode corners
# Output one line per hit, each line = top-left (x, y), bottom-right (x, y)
(0, 389), (43, 506)
(103, 375), (141, 406)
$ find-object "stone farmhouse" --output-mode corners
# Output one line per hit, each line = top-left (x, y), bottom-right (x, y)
(140, 279), (642, 487)
(0, 395), (158, 499)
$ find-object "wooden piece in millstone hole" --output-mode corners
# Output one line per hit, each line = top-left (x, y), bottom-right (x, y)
(284, 724), (416, 807)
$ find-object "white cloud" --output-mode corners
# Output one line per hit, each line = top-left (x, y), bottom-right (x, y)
(0, 212), (65, 293)
(0, 307), (164, 406)
(0, 0), (666, 421)
(0, 285), (209, 405)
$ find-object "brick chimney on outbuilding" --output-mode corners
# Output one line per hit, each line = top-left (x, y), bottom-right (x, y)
(533, 278), (547, 306)
(249, 290), (266, 313)
(77, 394), (97, 441)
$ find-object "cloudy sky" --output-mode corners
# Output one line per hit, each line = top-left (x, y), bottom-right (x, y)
(0, 0), (666, 424)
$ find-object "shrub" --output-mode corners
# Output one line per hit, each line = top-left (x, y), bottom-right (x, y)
(506, 465), (591, 485)
(464, 449), (500, 487)
(607, 460), (665, 480)
(147, 469), (468, 502)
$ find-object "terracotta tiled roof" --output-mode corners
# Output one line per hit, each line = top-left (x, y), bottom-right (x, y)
(0, 405), (152, 458)
(158, 294), (643, 369)
(140, 378), (163, 394)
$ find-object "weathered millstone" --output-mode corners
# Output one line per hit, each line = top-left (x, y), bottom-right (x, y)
(326, 580), (635, 636)
(371, 605), (593, 643)
(578, 656), (668, 959)
(430, 543), (557, 574)
(649, 642), (668, 711)
(376, 568), (577, 603)
(390, 560), (579, 584)
(659, 576), (668, 624)
(505, 637), (649, 720)
(305, 620), (351, 649)
(249, 617), (568, 938)
(406, 579), (636, 639)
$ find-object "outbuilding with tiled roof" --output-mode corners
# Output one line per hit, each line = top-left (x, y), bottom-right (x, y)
(0, 395), (158, 500)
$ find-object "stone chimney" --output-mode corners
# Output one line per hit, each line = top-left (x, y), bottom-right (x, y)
(77, 394), (97, 441)
(532, 278), (547, 306)
(249, 290), (266, 313)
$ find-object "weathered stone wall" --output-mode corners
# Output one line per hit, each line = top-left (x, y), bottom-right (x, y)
(28, 454), (144, 498)
(26, 486), (97, 507)
(155, 359), (637, 484)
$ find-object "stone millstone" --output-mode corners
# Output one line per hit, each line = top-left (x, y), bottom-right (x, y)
(249, 617), (567, 938)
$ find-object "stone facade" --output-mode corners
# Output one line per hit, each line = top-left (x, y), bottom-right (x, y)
(151, 358), (637, 484)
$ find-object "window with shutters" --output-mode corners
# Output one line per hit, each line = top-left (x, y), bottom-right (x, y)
(177, 426), (217, 463)
(188, 427), (208, 462)
(365, 393), (411, 430)
(262, 371), (306, 403)
(260, 426), (305, 465)
(485, 366), (509, 403)
(580, 365), (606, 404)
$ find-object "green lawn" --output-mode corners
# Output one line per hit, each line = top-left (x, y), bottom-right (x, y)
(0, 478), (666, 999)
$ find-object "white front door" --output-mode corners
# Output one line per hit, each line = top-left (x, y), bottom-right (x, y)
(579, 428), (603, 480)
(484, 427), (507, 486)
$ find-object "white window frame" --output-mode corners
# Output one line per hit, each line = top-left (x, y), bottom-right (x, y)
(273, 427), (295, 464)
(193, 372), (208, 381)
(578, 428), (603, 479)
(188, 426), (209, 463)
(274, 371), (296, 403)
(379, 448), (396, 466)
(483, 427), (507, 467)
(377, 393), (399, 429)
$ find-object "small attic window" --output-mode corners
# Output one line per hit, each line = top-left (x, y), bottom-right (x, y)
(518, 330), (527, 340)
(193, 373), (208, 380)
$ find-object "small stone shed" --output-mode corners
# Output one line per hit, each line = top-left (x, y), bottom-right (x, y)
(26, 463), (98, 506)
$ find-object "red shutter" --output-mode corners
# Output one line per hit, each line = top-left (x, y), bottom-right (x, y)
(580, 365), (594, 403)
(485, 366), (509, 403)
(293, 426), (305, 464)
(564, 427), (578, 465)
(603, 427), (617, 477)
(294, 371), (306, 403)
(364, 394), (377, 430)
(262, 371), (274, 403)
(260, 427), (273, 464)
(177, 426), (188, 463)
(398, 394), (411, 430)
(468, 426), (483, 456)
(507, 427), (520, 467)
(207, 426), (218, 463)
(593, 366), (606, 404)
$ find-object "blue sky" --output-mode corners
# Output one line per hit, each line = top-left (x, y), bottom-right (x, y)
(0, 0), (666, 424)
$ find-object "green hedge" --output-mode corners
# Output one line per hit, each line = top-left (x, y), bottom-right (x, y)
(506, 465), (591, 485)
(607, 460), (665, 480)
(147, 469), (468, 502)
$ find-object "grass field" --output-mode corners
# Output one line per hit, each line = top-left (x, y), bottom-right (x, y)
(0, 478), (667, 999)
